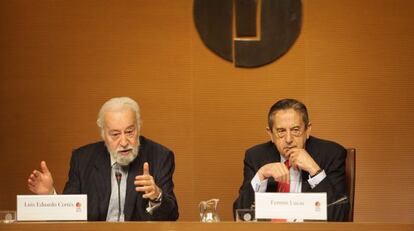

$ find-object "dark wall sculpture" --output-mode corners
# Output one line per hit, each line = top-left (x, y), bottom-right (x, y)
(194, 0), (302, 67)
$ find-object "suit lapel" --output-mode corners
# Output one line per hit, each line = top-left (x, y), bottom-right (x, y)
(93, 145), (111, 219)
(124, 137), (146, 220)
(301, 172), (311, 192)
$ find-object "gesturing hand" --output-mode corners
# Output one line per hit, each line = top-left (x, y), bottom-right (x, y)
(27, 161), (55, 195)
(134, 162), (161, 201)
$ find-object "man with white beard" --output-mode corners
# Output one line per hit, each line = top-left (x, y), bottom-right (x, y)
(27, 97), (179, 221)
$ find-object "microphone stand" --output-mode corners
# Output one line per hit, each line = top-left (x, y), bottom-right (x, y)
(115, 165), (122, 222)
(327, 195), (349, 207)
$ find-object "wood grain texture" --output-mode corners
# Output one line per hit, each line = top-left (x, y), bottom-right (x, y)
(0, 0), (413, 222)
(1, 222), (414, 231)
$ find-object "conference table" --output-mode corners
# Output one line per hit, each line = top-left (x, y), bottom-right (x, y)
(1, 222), (413, 231)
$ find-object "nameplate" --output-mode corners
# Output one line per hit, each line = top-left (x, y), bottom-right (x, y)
(255, 192), (327, 220)
(17, 195), (87, 221)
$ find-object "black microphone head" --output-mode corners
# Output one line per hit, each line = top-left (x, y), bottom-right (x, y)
(114, 163), (122, 183)
(115, 171), (122, 181)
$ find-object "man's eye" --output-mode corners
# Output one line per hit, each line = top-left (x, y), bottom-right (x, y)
(110, 133), (120, 138)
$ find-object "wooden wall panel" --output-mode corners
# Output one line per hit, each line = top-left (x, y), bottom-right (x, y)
(0, 0), (413, 222)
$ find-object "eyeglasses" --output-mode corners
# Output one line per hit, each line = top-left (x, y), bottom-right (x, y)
(274, 126), (306, 138)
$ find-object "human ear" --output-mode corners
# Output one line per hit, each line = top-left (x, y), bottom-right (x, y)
(266, 127), (274, 143)
(305, 123), (312, 139)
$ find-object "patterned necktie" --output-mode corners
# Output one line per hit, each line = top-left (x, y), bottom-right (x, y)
(277, 160), (291, 192)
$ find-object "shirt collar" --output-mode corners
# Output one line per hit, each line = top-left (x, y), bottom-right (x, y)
(280, 154), (287, 163)
(110, 155), (117, 167)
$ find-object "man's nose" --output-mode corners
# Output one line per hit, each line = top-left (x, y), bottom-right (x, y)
(284, 131), (293, 144)
(120, 133), (128, 147)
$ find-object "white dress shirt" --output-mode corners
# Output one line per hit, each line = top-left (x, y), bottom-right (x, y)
(106, 161), (128, 221)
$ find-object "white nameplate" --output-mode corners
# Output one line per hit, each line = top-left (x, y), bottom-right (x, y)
(17, 195), (87, 221)
(255, 192), (327, 221)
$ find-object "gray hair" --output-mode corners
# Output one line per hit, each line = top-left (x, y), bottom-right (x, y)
(96, 97), (141, 134)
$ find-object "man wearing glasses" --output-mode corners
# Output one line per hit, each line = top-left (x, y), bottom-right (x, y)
(233, 98), (349, 221)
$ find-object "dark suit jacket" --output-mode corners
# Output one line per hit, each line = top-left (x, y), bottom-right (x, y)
(63, 136), (179, 221)
(233, 136), (349, 221)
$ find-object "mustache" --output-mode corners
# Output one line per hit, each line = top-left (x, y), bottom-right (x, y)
(117, 147), (133, 152)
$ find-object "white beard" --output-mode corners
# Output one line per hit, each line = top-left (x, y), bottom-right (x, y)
(108, 144), (139, 166)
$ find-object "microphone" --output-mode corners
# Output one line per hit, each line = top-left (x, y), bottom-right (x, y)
(115, 166), (122, 185)
(327, 195), (349, 207)
(114, 163), (122, 221)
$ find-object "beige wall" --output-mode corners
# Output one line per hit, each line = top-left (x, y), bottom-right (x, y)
(0, 0), (413, 222)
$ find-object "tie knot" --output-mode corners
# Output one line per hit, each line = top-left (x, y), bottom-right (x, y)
(284, 160), (291, 169)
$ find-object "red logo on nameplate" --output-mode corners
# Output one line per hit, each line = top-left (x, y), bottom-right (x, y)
(314, 201), (321, 212)
(76, 202), (82, 212)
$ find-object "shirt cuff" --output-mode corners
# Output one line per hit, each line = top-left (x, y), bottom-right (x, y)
(146, 193), (162, 214)
(307, 169), (326, 188)
(251, 173), (268, 192)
